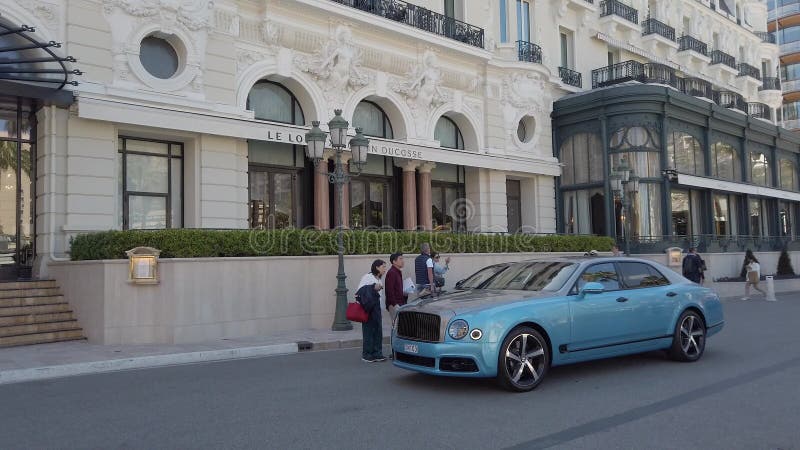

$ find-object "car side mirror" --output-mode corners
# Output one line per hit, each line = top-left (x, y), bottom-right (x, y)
(455, 279), (465, 289)
(579, 282), (605, 295)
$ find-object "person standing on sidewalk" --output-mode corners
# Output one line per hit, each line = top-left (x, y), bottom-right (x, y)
(682, 247), (703, 284)
(432, 252), (450, 289)
(385, 253), (407, 322)
(742, 256), (766, 301)
(415, 243), (435, 297)
(356, 259), (387, 362)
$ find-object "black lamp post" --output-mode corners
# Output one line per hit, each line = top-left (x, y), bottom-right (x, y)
(305, 110), (370, 331)
(611, 157), (638, 255)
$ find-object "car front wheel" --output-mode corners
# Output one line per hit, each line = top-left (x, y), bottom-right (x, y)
(497, 326), (550, 392)
(669, 310), (706, 362)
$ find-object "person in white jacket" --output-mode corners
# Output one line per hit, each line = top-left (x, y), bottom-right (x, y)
(742, 256), (766, 300)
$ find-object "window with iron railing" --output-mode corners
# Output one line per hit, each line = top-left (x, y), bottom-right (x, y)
(642, 17), (675, 41)
(678, 35), (708, 55)
(600, 0), (639, 24)
(710, 50), (736, 69)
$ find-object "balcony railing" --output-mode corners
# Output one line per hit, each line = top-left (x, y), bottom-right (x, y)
(600, 0), (638, 24)
(714, 90), (747, 112)
(591, 60), (643, 88)
(754, 31), (776, 44)
(517, 40), (542, 63)
(710, 50), (736, 69)
(678, 35), (708, 56)
(559, 66), (582, 88)
(329, 0), (485, 48)
(747, 102), (772, 121)
(737, 63), (761, 80)
(641, 63), (677, 87)
(641, 17), (675, 41)
(760, 77), (781, 91)
(679, 77), (714, 101)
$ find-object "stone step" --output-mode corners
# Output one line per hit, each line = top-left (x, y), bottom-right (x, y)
(0, 311), (75, 327)
(0, 329), (85, 347)
(0, 280), (57, 290)
(0, 303), (71, 317)
(0, 288), (61, 299)
(0, 320), (80, 337)
(0, 295), (65, 308)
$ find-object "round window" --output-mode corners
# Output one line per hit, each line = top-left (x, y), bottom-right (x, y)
(517, 116), (536, 144)
(139, 36), (179, 79)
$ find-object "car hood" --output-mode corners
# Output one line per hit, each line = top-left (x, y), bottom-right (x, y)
(406, 289), (553, 316)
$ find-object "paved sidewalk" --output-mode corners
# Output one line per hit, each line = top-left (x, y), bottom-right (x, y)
(0, 293), (786, 385)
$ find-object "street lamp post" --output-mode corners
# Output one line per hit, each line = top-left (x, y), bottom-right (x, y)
(305, 110), (369, 331)
(611, 157), (638, 256)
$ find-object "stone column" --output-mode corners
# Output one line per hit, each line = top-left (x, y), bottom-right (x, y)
(399, 160), (420, 230)
(333, 153), (351, 229)
(313, 152), (332, 230)
(417, 162), (436, 230)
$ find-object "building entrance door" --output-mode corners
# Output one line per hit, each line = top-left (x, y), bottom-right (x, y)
(0, 97), (36, 280)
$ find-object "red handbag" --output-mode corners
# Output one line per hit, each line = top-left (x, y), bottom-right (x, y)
(346, 301), (369, 323)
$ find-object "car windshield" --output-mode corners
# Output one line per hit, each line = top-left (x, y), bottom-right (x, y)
(480, 262), (577, 291)
(458, 264), (509, 289)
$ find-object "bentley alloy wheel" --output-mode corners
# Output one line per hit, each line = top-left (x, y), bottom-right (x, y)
(670, 310), (706, 362)
(498, 326), (550, 392)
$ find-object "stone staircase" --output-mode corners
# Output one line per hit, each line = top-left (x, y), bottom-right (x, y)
(0, 279), (85, 347)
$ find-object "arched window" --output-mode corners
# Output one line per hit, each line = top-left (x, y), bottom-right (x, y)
(667, 131), (704, 175)
(608, 126), (661, 178)
(352, 100), (393, 139)
(435, 116), (464, 150)
(780, 159), (798, 191)
(712, 142), (741, 181)
(247, 80), (305, 125)
(749, 152), (771, 186)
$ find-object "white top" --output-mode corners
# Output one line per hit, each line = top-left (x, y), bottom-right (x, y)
(748, 262), (761, 277)
(426, 257), (433, 269)
(357, 273), (381, 290)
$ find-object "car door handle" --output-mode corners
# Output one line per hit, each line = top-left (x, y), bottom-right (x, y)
(616, 297), (628, 303)
(666, 292), (678, 297)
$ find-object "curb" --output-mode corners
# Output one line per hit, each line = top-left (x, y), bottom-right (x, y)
(0, 342), (298, 385)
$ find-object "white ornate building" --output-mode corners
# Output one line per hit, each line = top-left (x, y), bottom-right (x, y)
(0, 0), (784, 278)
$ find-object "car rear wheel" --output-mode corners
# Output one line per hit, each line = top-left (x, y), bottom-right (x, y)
(497, 326), (550, 392)
(669, 310), (706, 362)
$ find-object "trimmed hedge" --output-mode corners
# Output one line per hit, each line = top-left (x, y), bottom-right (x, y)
(69, 229), (615, 261)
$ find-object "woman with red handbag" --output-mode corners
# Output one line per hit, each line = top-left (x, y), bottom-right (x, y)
(355, 259), (387, 362)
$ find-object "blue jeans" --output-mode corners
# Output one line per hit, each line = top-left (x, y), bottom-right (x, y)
(361, 316), (383, 360)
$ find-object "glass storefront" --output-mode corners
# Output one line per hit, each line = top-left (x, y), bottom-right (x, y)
(0, 97), (35, 280)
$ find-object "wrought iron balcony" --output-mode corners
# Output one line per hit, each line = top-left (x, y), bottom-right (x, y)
(679, 77), (713, 101)
(760, 77), (781, 91)
(677, 35), (708, 56)
(591, 60), (643, 88)
(747, 102), (772, 120)
(559, 67), (582, 88)
(714, 90), (747, 112)
(329, 0), (485, 48)
(737, 63), (761, 80)
(642, 17), (675, 41)
(710, 50), (736, 70)
(517, 40), (542, 63)
(641, 63), (677, 87)
(754, 31), (776, 44)
(600, 0), (638, 24)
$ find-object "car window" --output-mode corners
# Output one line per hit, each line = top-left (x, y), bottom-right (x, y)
(458, 264), (508, 289)
(618, 262), (671, 288)
(575, 263), (620, 291)
(481, 262), (576, 291)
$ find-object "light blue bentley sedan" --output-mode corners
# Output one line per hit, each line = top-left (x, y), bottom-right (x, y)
(391, 257), (724, 392)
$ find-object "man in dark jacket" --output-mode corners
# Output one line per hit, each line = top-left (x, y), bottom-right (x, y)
(682, 247), (703, 283)
(415, 243), (435, 297)
(385, 253), (407, 321)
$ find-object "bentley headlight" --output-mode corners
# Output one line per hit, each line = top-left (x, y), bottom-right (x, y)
(448, 319), (469, 340)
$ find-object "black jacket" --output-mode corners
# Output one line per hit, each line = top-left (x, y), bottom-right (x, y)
(356, 284), (382, 323)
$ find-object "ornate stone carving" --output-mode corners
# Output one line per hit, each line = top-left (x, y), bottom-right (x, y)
(102, 0), (215, 31)
(296, 25), (371, 99)
(20, 1), (59, 30)
(261, 19), (280, 46)
(502, 72), (550, 113)
(392, 50), (450, 111)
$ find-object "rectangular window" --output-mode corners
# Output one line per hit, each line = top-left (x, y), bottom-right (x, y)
(713, 194), (729, 236)
(749, 198), (762, 237)
(444, 0), (455, 18)
(248, 169), (296, 229)
(560, 30), (571, 69)
(432, 181), (466, 231)
(118, 137), (183, 230)
(671, 190), (691, 236)
(500, 0), (508, 43)
(516, 0), (531, 42)
(350, 178), (389, 229)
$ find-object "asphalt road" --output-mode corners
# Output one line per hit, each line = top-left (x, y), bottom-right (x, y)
(2, 294), (799, 450)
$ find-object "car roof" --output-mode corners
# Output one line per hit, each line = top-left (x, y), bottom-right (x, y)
(517, 256), (658, 264)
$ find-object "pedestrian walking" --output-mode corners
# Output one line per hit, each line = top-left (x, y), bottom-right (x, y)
(385, 252), (407, 322)
(682, 247), (703, 284)
(611, 245), (622, 256)
(356, 259), (387, 362)
(415, 243), (435, 297)
(432, 252), (450, 290)
(742, 255), (766, 301)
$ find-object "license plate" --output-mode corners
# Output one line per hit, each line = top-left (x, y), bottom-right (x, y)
(404, 343), (419, 354)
